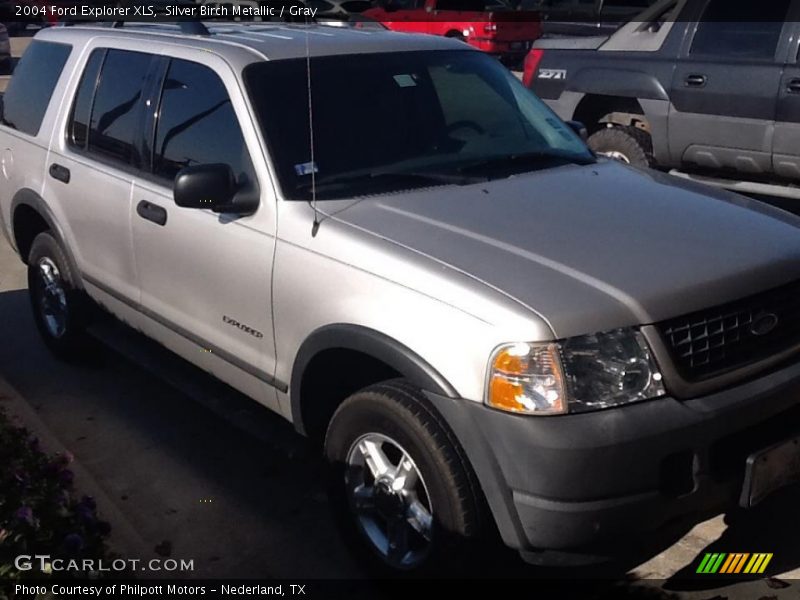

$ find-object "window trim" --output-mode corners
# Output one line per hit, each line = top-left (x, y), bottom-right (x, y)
(60, 45), (262, 214)
(67, 48), (107, 152)
(148, 57), (260, 194)
(64, 48), (160, 172)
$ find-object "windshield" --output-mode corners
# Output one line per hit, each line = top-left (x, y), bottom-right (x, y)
(244, 50), (594, 200)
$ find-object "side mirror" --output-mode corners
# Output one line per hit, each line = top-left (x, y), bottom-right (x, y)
(566, 120), (588, 142)
(174, 164), (257, 215)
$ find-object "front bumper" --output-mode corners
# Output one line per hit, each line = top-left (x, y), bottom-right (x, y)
(425, 358), (800, 562)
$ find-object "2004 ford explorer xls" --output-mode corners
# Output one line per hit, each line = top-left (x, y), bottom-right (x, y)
(2, 22), (800, 574)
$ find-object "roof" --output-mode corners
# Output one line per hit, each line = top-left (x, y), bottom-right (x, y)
(35, 22), (471, 67)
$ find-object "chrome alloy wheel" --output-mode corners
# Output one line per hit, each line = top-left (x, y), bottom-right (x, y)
(36, 257), (68, 338)
(598, 150), (631, 164)
(345, 433), (434, 569)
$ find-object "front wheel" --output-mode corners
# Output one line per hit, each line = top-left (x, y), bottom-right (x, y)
(325, 380), (484, 574)
(27, 232), (93, 359)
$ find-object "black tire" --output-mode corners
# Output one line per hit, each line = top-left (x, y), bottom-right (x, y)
(27, 232), (93, 359)
(587, 125), (653, 168)
(325, 379), (485, 575)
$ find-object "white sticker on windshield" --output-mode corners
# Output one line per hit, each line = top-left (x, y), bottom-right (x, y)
(294, 161), (319, 176)
(393, 74), (417, 88)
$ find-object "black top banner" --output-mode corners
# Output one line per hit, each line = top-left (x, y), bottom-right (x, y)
(0, 0), (798, 25)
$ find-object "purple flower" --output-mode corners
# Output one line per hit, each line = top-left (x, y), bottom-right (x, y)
(15, 506), (34, 526)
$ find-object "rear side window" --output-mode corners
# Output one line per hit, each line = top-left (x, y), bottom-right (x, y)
(690, 0), (790, 60)
(153, 59), (255, 185)
(68, 50), (105, 150)
(1, 41), (71, 136)
(88, 49), (152, 167)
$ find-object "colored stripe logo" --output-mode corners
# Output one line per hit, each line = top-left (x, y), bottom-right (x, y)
(696, 553), (773, 574)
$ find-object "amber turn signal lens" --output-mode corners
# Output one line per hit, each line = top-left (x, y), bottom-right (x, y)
(486, 343), (566, 415)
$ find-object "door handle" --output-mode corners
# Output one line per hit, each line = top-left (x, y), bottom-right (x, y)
(136, 200), (168, 227)
(684, 74), (707, 87)
(787, 79), (800, 94)
(48, 163), (70, 184)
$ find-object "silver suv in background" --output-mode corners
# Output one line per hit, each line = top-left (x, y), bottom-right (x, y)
(2, 23), (800, 574)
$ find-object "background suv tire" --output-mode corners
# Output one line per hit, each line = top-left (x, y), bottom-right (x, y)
(27, 232), (93, 360)
(587, 126), (653, 168)
(324, 379), (485, 575)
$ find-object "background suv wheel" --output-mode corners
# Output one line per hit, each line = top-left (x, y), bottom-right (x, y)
(587, 126), (653, 168)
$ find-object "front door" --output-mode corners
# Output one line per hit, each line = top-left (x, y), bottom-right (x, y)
(131, 54), (279, 410)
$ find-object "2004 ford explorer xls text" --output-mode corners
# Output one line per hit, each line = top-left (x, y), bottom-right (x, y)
(2, 22), (800, 574)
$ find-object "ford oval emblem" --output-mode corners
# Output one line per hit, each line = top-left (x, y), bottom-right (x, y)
(750, 312), (779, 337)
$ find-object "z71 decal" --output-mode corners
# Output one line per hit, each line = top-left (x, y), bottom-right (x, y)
(538, 69), (567, 80)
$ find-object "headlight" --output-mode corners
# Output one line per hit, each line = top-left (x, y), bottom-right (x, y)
(486, 329), (665, 415)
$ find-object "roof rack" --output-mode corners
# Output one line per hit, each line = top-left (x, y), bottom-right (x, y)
(109, 21), (210, 36)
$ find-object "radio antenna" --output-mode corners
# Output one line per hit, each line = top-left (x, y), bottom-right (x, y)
(304, 24), (320, 237)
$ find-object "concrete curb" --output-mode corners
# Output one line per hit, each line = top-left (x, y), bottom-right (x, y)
(0, 375), (155, 564)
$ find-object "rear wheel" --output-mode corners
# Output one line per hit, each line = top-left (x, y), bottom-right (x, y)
(325, 380), (484, 574)
(27, 232), (93, 359)
(588, 125), (652, 168)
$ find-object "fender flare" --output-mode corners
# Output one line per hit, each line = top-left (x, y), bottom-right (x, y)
(289, 324), (460, 435)
(10, 188), (84, 289)
(567, 70), (671, 164)
(566, 67), (669, 101)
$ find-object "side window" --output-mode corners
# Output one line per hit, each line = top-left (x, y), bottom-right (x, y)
(1, 41), (72, 136)
(153, 59), (255, 185)
(690, 0), (791, 60)
(88, 50), (152, 167)
(68, 50), (105, 150)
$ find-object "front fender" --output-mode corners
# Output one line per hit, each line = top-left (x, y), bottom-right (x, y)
(289, 323), (459, 435)
(566, 68), (669, 101)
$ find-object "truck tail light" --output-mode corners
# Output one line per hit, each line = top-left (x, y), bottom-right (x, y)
(522, 48), (544, 88)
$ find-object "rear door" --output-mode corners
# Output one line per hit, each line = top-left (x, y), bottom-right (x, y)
(668, 0), (792, 175)
(773, 16), (800, 179)
(44, 46), (158, 306)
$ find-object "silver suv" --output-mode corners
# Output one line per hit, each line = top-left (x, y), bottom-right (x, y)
(3, 22), (800, 574)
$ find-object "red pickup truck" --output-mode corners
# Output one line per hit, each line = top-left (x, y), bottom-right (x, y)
(364, 0), (541, 64)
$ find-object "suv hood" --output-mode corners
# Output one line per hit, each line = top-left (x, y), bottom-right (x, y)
(332, 161), (800, 339)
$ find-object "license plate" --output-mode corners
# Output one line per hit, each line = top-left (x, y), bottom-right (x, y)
(740, 435), (800, 508)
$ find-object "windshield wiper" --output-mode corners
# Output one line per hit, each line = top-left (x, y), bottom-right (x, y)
(455, 150), (595, 175)
(297, 169), (483, 193)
